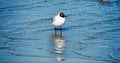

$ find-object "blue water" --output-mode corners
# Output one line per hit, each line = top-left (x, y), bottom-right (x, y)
(0, 0), (120, 63)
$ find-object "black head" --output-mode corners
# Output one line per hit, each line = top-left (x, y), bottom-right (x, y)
(59, 12), (67, 18)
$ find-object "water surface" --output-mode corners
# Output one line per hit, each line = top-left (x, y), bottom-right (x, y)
(0, 0), (120, 63)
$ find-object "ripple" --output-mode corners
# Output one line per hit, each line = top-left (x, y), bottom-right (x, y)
(64, 17), (120, 31)
(83, 35), (97, 40)
(0, 2), (49, 12)
(68, 25), (81, 29)
(109, 51), (120, 62)
(28, 17), (52, 25)
(31, 27), (69, 33)
(0, 45), (9, 49)
(0, 41), (10, 49)
(0, 15), (11, 18)
(8, 49), (55, 58)
(54, 2), (66, 6)
(5, 5), (46, 11)
(0, 1), (45, 10)
(97, 28), (120, 34)
(85, 17), (120, 27)
(74, 50), (118, 63)
(2, 33), (41, 40)
(74, 50), (94, 58)
(32, 28), (53, 33)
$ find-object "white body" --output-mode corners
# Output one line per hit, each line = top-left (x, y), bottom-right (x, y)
(52, 14), (65, 27)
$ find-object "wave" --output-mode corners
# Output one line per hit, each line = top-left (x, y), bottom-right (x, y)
(109, 51), (120, 61)
(2, 33), (41, 40)
(74, 50), (118, 63)
(0, 1), (45, 10)
(97, 28), (120, 34)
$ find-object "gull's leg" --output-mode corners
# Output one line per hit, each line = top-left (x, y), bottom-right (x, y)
(54, 27), (57, 30)
(60, 27), (62, 30)
(60, 30), (62, 36)
(54, 29), (56, 35)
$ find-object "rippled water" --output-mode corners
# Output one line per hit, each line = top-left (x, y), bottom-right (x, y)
(0, 0), (120, 63)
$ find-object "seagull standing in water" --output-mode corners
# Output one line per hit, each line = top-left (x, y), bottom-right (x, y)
(52, 12), (67, 30)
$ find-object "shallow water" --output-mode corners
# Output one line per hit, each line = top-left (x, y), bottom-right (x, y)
(0, 0), (120, 63)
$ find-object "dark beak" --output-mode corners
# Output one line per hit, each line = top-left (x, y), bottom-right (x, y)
(64, 15), (67, 17)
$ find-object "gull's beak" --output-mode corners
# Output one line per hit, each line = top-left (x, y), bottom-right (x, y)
(64, 15), (67, 17)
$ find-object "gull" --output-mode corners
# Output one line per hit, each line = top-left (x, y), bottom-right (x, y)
(52, 12), (67, 30)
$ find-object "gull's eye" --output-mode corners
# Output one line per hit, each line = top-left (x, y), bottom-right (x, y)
(60, 13), (65, 17)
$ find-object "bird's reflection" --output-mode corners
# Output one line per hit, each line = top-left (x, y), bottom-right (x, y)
(52, 30), (65, 61)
